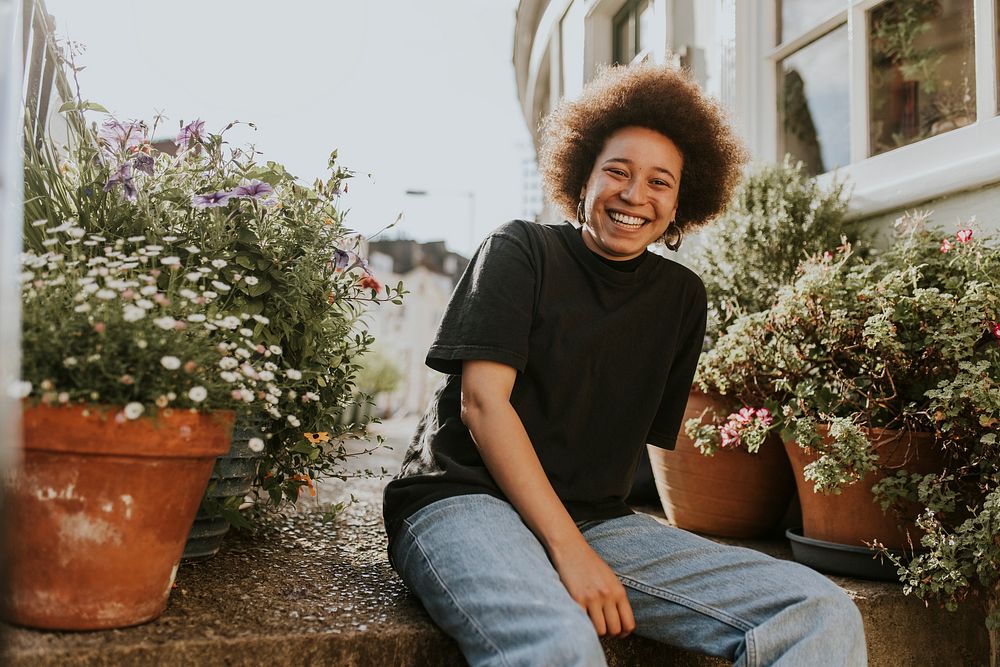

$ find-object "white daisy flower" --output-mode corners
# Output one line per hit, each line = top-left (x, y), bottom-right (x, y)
(153, 316), (177, 330)
(219, 357), (239, 370)
(160, 356), (181, 370)
(124, 402), (144, 420)
(243, 276), (259, 286)
(188, 386), (207, 402)
(248, 437), (265, 453)
(123, 305), (146, 322)
(285, 369), (302, 380)
(211, 259), (228, 268)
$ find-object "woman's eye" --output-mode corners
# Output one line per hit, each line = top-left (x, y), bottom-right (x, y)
(607, 168), (627, 177)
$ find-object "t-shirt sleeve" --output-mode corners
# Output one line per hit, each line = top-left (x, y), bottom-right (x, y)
(425, 223), (536, 375)
(646, 277), (708, 449)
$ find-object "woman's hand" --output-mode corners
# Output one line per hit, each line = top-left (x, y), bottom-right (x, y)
(550, 539), (636, 638)
(460, 359), (636, 639)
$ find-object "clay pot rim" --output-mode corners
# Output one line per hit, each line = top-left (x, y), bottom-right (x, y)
(22, 402), (235, 458)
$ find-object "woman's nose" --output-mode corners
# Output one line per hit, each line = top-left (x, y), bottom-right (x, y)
(620, 179), (647, 204)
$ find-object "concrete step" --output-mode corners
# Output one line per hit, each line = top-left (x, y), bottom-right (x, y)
(1, 474), (990, 666)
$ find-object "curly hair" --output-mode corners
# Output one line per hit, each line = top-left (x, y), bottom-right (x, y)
(538, 62), (747, 234)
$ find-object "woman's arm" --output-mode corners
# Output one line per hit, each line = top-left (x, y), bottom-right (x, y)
(460, 358), (635, 638)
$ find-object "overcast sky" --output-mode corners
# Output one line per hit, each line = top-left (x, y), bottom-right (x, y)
(44, 0), (532, 258)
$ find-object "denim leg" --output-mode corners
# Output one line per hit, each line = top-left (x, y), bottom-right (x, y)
(583, 513), (867, 667)
(392, 494), (607, 667)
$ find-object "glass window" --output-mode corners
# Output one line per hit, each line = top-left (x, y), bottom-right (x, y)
(868, 0), (976, 156)
(613, 0), (652, 65)
(778, 0), (844, 44)
(779, 25), (850, 175)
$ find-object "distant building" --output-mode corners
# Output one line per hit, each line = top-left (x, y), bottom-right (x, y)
(364, 239), (469, 416)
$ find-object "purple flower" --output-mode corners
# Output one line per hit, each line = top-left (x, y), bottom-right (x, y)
(191, 191), (232, 208)
(99, 119), (146, 152)
(103, 163), (137, 202)
(175, 119), (206, 149)
(230, 179), (274, 199)
(133, 153), (155, 175)
(332, 248), (352, 270)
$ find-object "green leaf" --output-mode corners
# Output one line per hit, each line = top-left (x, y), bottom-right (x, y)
(243, 278), (271, 297)
(58, 100), (109, 114)
(291, 442), (316, 455)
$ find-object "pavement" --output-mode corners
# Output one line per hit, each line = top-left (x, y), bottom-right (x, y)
(0, 416), (991, 666)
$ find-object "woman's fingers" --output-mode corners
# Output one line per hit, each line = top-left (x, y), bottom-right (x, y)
(602, 602), (623, 637)
(587, 603), (608, 636)
(617, 597), (636, 637)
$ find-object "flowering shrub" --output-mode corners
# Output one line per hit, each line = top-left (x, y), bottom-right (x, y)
(685, 405), (774, 456)
(19, 222), (291, 425)
(23, 100), (404, 523)
(695, 211), (1000, 630)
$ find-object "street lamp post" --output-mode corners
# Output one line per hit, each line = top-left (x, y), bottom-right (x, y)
(404, 188), (477, 254)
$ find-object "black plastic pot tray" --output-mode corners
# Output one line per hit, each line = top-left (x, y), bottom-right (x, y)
(786, 528), (906, 582)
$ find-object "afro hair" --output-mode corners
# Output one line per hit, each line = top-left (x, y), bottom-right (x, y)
(538, 62), (747, 234)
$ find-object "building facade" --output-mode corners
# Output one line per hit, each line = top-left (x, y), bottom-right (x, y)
(364, 239), (469, 417)
(514, 0), (1000, 232)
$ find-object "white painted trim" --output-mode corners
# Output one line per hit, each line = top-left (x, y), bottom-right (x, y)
(0, 0), (23, 472)
(821, 115), (1000, 217)
(848, 2), (868, 162)
(974, 0), (999, 119)
(525, 0), (574, 137)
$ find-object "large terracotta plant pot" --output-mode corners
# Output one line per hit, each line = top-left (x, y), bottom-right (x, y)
(4, 403), (234, 630)
(648, 390), (796, 538)
(783, 425), (941, 550)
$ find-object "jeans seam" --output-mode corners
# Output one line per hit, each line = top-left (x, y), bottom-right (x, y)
(404, 519), (513, 667)
(745, 626), (758, 667)
(618, 573), (755, 633)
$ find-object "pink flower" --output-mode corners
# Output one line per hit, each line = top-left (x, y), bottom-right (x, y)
(755, 408), (773, 426)
(719, 425), (741, 449)
(359, 274), (382, 293)
(993, 322), (1000, 339)
(940, 238), (953, 253)
(956, 229), (973, 244)
(93, 322), (106, 333)
(822, 251), (833, 262)
(173, 320), (187, 330)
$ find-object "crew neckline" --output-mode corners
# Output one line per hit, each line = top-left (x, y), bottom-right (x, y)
(558, 222), (657, 285)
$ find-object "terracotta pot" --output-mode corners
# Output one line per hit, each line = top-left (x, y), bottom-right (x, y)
(648, 391), (796, 538)
(783, 425), (941, 550)
(4, 403), (234, 630)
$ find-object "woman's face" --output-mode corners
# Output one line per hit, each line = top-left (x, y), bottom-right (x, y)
(580, 126), (683, 261)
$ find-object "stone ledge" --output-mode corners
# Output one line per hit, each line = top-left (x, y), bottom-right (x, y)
(1, 438), (990, 667)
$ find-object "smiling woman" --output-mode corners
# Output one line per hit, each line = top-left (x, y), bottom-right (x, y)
(383, 62), (869, 667)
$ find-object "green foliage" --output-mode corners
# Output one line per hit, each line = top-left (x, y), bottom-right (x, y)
(23, 101), (406, 525)
(685, 157), (860, 342)
(697, 210), (1000, 623)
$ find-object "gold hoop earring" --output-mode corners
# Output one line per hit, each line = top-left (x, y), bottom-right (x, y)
(660, 221), (682, 251)
(576, 199), (587, 226)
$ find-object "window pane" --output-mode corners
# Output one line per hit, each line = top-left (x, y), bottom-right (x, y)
(779, 25), (850, 175)
(779, 0), (844, 44)
(613, 11), (632, 65)
(637, 0), (654, 54)
(868, 0), (976, 157)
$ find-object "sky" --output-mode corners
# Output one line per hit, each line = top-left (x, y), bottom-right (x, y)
(44, 0), (533, 258)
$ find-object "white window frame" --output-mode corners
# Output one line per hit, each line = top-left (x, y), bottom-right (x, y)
(737, 0), (1000, 218)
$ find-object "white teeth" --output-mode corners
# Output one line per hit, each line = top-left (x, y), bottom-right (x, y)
(608, 211), (645, 228)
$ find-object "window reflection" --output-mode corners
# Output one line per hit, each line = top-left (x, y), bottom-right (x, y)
(868, 0), (976, 156)
(778, 0), (844, 45)
(779, 25), (850, 175)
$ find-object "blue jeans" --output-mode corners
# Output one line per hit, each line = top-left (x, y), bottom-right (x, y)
(391, 494), (866, 667)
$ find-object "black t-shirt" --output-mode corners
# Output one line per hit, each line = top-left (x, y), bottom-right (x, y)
(382, 220), (707, 557)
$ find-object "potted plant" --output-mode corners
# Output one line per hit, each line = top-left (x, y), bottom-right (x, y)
(642, 158), (861, 538)
(702, 211), (998, 586)
(5, 222), (287, 630)
(22, 100), (404, 555)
